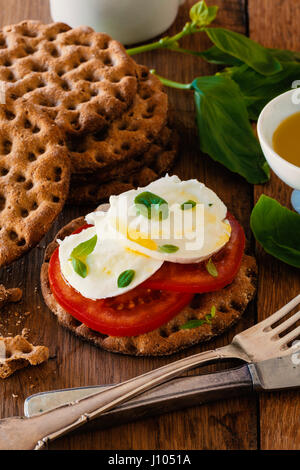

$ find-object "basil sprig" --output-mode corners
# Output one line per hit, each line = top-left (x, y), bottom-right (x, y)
(118, 269), (135, 288)
(127, 1), (300, 185)
(250, 195), (300, 268)
(206, 258), (218, 277)
(180, 306), (216, 330)
(135, 191), (169, 220)
(69, 235), (97, 278)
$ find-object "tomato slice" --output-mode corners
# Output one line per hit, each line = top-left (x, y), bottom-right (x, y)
(142, 212), (245, 293)
(48, 248), (193, 337)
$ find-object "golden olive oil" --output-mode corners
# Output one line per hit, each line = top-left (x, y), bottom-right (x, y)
(272, 112), (300, 167)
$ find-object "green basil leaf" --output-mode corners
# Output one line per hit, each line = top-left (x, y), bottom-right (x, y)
(192, 75), (270, 184)
(204, 27), (282, 76)
(71, 235), (97, 259)
(250, 195), (300, 268)
(190, 1), (218, 28)
(180, 306), (216, 330)
(198, 45), (243, 66)
(179, 319), (206, 330)
(135, 191), (169, 220)
(180, 200), (196, 210)
(71, 258), (87, 278)
(206, 258), (218, 277)
(269, 48), (300, 63)
(229, 61), (300, 120)
(158, 244), (179, 253)
(118, 269), (135, 288)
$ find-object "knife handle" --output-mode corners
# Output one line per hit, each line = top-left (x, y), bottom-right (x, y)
(26, 364), (253, 435)
(71, 364), (254, 432)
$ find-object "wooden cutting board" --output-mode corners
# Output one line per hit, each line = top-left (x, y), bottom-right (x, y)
(0, 0), (299, 450)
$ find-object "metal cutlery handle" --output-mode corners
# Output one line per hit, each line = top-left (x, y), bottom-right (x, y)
(0, 344), (240, 450)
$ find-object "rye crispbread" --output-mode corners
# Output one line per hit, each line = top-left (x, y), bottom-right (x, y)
(0, 335), (49, 379)
(67, 125), (178, 205)
(40, 207), (257, 356)
(0, 20), (138, 135)
(0, 101), (70, 267)
(67, 66), (168, 175)
(0, 284), (22, 309)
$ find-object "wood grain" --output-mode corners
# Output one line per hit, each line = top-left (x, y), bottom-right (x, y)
(248, 0), (300, 451)
(0, 0), (298, 450)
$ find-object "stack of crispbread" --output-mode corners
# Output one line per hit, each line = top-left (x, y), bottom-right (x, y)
(0, 20), (176, 267)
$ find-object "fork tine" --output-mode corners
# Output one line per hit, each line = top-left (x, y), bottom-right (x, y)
(270, 310), (300, 336)
(278, 325), (300, 348)
(260, 294), (300, 328)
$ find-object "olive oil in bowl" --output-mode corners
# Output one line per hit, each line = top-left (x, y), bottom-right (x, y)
(272, 112), (300, 167)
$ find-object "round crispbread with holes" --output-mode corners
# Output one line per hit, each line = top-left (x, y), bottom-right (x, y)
(41, 205), (257, 356)
(0, 100), (70, 268)
(67, 124), (178, 205)
(66, 65), (168, 175)
(0, 20), (138, 136)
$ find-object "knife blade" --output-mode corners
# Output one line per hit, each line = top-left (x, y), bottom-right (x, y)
(24, 352), (300, 434)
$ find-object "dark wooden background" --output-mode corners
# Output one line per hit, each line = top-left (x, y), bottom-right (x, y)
(0, 0), (299, 450)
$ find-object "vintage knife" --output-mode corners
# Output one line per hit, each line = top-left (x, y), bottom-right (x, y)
(24, 353), (300, 434)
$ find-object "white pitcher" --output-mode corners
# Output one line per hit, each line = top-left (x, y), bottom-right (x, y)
(50, 0), (185, 45)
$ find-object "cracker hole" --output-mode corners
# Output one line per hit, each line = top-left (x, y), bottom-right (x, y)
(230, 301), (243, 312)
(16, 174), (25, 183)
(24, 119), (32, 129)
(52, 195), (60, 203)
(32, 125), (40, 134)
(31, 201), (38, 210)
(0, 37), (7, 48)
(4, 110), (15, 121)
(28, 152), (36, 162)
(3, 58), (12, 67)
(0, 167), (9, 176)
(219, 304), (229, 313)
(17, 238), (26, 247)
(50, 46), (60, 57)
(22, 29), (37, 38)
(0, 195), (5, 210)
(103, 56), (113, 67)
(9, 230), (18, 241)
(54, 167), (62, 182)
(121, 142), (130, 151)
(3, 140), (12, 154)
(24, 45), (36, 55)
(61, 80), (71, 91)
(20, 208), (29, 218)
(115, 91), (126, 103)
(24, 180), (33, 190)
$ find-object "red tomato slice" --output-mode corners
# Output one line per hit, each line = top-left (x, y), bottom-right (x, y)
(48, 248), (193, 337)
(142, 212), (245, 293)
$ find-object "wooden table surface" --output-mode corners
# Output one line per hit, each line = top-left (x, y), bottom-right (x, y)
(0, 0), (299, 451)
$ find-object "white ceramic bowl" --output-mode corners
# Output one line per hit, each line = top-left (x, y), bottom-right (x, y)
(257, 88), (300, 190)
(50, 0), (185, 45)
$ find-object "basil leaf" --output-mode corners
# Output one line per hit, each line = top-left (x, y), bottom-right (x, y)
(198, 45), (243, 66)
(204, 27), (282, 76)
(135, 191), (168, 220)
(206, 258), (218, 277)
(250, 195), (300, 268)
(180, 306), (216, 330)
(229, 61), (300, 120)
(270, 48), (300, 63)
(180, 200), (196, 210)
(192, 75), (270, 184)
(118, 269), (135, 288)
(71, 258), (87, 278)
(190, 1), (218, 28)
(71, 235), (97, 259)
(158, 244), (179, 253)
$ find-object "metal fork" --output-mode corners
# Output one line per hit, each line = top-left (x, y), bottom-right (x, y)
(0, 294), (299, 450)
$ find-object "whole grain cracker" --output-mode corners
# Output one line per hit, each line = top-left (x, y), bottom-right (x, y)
(0, 335), (49, 378)
(67, 66), (168, 175)
(40, 207), (257, 356)
(0, 285), (22, 309)
(0, 100), (70, 267)
(0, 20), (138, 135)
(67, 125), (178, 205)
